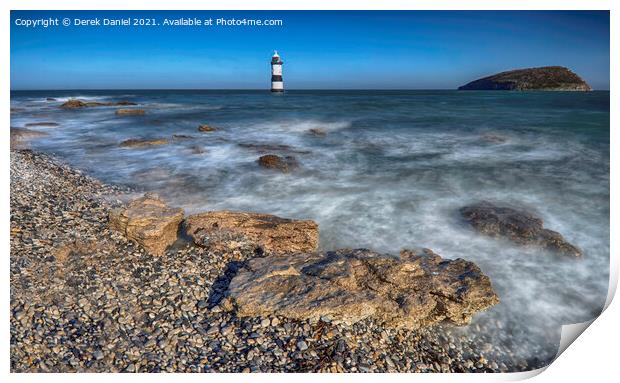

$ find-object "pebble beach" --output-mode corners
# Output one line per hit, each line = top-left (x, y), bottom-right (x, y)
(10, 148), (543, 373)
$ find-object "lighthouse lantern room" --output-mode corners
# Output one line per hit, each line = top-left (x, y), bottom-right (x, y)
(271, 51), (284, 92)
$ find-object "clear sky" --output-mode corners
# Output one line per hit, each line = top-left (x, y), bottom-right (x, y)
(10, 10), (610, 90)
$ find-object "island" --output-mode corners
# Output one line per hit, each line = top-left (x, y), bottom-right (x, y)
(458, 66), (591, 91)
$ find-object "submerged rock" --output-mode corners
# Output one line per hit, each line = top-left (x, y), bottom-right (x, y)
(239, 143), (311, 154)
(229, 248), (499, 329)
(172, 134), (195, 140)
(459, 201), (582, 256)
(119, 138), (169, 148)
(257, 154), (298, 172)
(480, 133), (508, 144)
(115, 108), (145, 116)
(198, 124), (217, 132)
(308, 128), (327, 137)
(184, 210), (318, 255)
(109, 193), (184, 256)
(60, 99), (137, 108)
(24, 122), (60, 128)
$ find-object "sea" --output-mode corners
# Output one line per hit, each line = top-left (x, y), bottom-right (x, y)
(10, 89), (610, 367)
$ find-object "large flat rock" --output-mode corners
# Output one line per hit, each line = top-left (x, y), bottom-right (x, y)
(109, 193), (184, 256)
(228, 248), (499, 329)
(460, 201), (582, 257)
(184, 211), (318, 255)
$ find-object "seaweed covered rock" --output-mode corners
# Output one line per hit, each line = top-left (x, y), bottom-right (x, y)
(115, 109), (145, 116)
(119, 138), (168, 148)
(228, 248), (499, 329)
(184, 210), (318, 255)
(60, 99), (137, 108)
(460, 201), (582, 256)
(257, 154), (298, 172)
(198, 124), (217, 132)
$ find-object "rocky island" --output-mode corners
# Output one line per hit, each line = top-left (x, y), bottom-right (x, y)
(458, 66), (591, 91)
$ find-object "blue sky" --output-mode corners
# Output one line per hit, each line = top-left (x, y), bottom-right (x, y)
(10, 10), (610, 90)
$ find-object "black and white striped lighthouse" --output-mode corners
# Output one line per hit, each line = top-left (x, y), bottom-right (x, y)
(271, 51), (284, 92)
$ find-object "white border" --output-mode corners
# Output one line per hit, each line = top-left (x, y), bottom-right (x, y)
(3, 2), (616, 382)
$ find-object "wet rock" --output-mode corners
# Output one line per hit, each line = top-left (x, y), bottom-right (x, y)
(172, 134), (195, 140)
(184, 210), (318, 255)
(189, 145), (206, 155)
(60, 99), (137, 108)
(10, 128), (49, 149)
(480, 133), (507, 144)
(119, 138), (169, 148)
(46, 97), (57, 101)
(228, 248), (499, 329)
(25, 122), (60, 128)
(198, 124), (217, 132)
(239, 143), (311, 154)
(459, 201), (582, 256)
(115, 109), (146, 116)
(308, 128), (327, 137)
(109, 193), (184, 256)
(257, 154), (298, 173)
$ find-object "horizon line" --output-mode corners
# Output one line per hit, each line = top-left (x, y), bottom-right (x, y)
(10, 88), (609, 92)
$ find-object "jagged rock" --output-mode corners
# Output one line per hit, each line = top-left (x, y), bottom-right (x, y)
(109, 193), (184, 256)
(115, 109), (145, 116)
(60, 99), (137, 108)
(228, 248), (499, 329)
(119, 138), (169, 148)
(459, 201), (582, 256)
(257, 154), (298, 172)
(458, 66), (591, 91)
(184, 210), (318, 255)
(198, 124), (217, 132)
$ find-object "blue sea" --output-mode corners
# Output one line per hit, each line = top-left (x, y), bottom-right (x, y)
(10, 90), (610, 366)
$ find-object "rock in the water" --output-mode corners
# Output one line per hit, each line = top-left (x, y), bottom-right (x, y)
(184, 210), (318, 255)
(480, 133), (507, 144)
(459, 202), (582, 256)
(115, 109), (145, 116)
(46, 97), (57, 101)
(60, 99), (137, 108)
(10, 128), (49, 149)
(257, 154), (297, 172)
(172, 134), (194, 140)
(308, 128), (327, 137)
(198, 124), (217, 132)
(228, 248), (499, 329)
(119, 138), (169, 148)
(109, 193), (184, 256)
(24, 122), (60, 128)
(458, 66), (591, 91)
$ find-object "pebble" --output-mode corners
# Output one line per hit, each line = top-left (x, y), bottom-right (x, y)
(297, 340), (308, 351)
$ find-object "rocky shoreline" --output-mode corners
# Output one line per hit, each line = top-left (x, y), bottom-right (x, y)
(10, 148), (547, 373)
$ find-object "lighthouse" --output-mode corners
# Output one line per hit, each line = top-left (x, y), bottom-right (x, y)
(271, 51), (284, 92)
